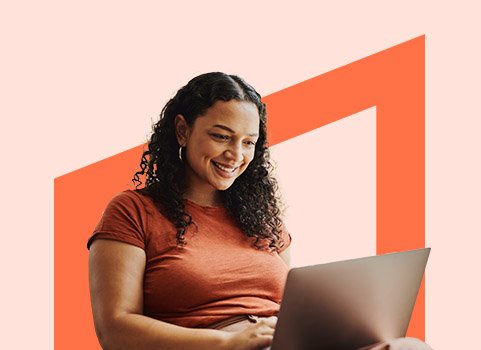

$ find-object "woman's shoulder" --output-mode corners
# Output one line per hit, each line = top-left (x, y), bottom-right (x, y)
(96, 189), (166, 234)
(110, 188), (148, 203)
(107, 189), (158, 213)
(88, 190), (168, 250)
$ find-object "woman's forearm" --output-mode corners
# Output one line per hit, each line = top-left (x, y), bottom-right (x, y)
(97, 313), (229, 350)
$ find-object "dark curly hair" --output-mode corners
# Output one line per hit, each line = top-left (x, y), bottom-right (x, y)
(133, 72), (285, 251)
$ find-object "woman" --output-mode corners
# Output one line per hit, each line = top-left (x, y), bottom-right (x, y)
(88, 72), (432, 350)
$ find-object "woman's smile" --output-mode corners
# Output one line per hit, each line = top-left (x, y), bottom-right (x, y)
(211, 160), (241, 178)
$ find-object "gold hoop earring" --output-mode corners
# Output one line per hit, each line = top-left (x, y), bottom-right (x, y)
(178, 146), (183, 162)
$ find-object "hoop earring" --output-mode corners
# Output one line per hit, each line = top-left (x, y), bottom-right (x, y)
(178, 146), (183, 162)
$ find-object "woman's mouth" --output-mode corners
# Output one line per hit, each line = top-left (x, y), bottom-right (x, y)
(212, 161), (239, 178)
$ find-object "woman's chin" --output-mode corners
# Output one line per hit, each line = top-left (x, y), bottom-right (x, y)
(208, 169), (245, 191)
(211, 178), (238, 191)
(214, 182), (234, 191)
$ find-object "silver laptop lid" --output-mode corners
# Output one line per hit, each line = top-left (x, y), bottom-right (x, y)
(271, 248), (430, 350)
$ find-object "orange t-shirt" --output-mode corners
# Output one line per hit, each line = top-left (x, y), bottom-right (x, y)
(87, 190), (291, 328)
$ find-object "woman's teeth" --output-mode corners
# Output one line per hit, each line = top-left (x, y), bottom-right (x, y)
(213, 161), (236, 172)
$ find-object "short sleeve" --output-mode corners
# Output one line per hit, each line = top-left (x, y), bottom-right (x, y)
(277, 225), (292, 253)
(87, 191), (147, 250)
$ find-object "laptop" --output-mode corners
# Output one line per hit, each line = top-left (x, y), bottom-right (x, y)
(270, 248), (430, 350)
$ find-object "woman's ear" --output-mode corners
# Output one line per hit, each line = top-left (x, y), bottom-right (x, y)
(174, 114), (190, 146)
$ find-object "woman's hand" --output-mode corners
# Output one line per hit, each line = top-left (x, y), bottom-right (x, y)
(223, 316), (277, 350)
(360, 337), (433, 350)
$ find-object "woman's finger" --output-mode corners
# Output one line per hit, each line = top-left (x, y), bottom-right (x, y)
(257, 316), (278, 328)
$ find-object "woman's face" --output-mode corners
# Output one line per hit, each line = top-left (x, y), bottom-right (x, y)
(176, 100), (260, 199)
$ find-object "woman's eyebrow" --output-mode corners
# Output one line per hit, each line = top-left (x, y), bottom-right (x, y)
(212, 124), (259, 137)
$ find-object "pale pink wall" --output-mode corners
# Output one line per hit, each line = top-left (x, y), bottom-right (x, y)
(271, 108), (376, 267)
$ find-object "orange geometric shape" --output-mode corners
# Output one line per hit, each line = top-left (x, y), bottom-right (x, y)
(54, 36), (424, 348)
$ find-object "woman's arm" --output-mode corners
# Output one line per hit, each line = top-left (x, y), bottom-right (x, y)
(89, 239), (275, 350)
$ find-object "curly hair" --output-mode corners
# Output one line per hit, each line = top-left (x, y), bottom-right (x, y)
(133, 72), (285, 251)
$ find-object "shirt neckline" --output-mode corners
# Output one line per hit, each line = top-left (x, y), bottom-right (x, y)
(185, 199), (227, 212)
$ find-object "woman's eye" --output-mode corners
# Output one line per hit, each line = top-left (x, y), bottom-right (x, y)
(212, 133), (229, 141)
(244, 140), (256, 146)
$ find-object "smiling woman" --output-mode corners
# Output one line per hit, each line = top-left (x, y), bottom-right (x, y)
(87, 72), (290, 350)
(86, 72), (432, 350)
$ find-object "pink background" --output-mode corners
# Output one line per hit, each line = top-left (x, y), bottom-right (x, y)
(2, 1), (480, 348)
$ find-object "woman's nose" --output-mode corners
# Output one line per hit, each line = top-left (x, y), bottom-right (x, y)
(224, 142), (243, 162)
